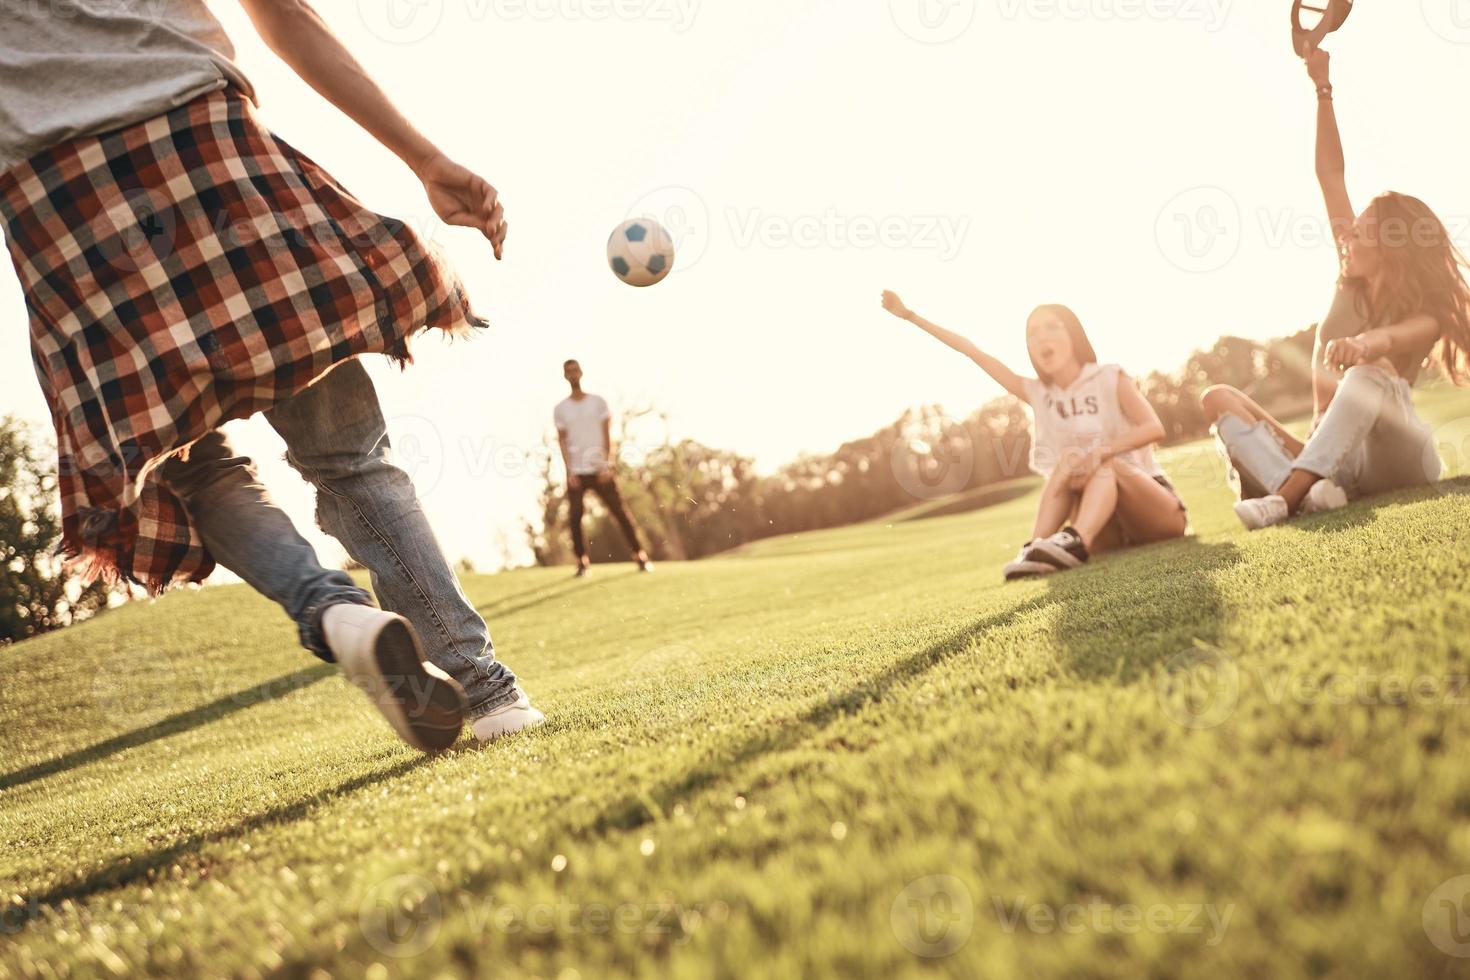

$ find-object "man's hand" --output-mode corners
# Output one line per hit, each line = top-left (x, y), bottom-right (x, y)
(1305, 47), (1331, 87)
(568, 473), (583, 491)
(595, 467), (614, 485)
(417, 153), (507, 260)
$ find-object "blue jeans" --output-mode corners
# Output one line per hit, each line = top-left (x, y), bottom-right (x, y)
(161, 358), (519, 719)
(1215, 365), (1443, 500)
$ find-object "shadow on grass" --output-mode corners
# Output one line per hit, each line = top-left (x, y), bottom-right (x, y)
(570, 536), (1244, 840)
(475, 569), (634, 622)
(579, 596), (1054, 837)
(1044, 538), (1244, 682)
(1295, 476), (1470, 536)
(4, 754), (429, 929)
(0, 664), (336, 795)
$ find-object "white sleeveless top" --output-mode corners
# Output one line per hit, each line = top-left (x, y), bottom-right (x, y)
(1022, 363), (1166, 479)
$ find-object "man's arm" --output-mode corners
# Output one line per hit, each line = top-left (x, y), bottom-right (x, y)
(600, 416), (614, 478)
(236, 0), (507, 258)
(557, 429), (580, 489)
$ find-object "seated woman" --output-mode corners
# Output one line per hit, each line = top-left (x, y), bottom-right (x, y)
(1202, 47), (1470, 529)
(880, 291), (1188, 580)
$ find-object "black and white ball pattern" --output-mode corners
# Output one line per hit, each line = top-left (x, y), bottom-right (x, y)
(607, 218), (676, 287)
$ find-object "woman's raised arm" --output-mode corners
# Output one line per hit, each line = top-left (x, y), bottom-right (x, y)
(880, 291), (1030, 400)
(1306, 47), (1355, 247)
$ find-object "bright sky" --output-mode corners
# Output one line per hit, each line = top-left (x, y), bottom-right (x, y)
(4, 1), (1470, 570)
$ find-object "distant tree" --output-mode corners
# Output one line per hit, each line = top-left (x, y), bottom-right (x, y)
(0, 416), (113, 643)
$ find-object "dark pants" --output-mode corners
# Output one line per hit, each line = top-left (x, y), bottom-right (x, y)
(568, 474), (644, 560)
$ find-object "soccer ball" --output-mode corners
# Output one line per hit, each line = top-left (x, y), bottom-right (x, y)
(607, 218), (675, 287)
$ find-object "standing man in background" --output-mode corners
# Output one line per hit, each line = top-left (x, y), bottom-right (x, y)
(555, 360), (652, 576)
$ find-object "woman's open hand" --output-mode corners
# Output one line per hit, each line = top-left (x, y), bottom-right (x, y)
(881, 290), (912, 320)
(417, 153), (508, 260)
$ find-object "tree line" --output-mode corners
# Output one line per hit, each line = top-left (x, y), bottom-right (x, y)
(528, 325), (1321, 566)
(0, 323), (1327, 641)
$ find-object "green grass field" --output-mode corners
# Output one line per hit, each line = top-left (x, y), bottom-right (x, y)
(5, 388), (1470, 979)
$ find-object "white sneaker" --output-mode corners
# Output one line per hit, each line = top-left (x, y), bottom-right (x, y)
(323, 604), (465, 753)
(471, 690), (547, 742)
(1233, 494), (1290, 531)
(1300, 479), (1349, 515)
(1002, 540), (1052, 581)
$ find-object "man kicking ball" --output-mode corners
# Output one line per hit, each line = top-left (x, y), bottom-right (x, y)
(555, 360), (652, 576)
(2, 0), (544, 751)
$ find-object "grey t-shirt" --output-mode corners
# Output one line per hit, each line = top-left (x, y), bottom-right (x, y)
(1319, 278), (1432, 384)
(0, 0), (257, 173)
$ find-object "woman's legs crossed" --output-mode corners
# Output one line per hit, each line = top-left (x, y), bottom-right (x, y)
(1201, 385), (1302, 501)
(1032, 458), (1086, 541)
(1070, 464), (1119, 550)
(1295, 364), (1440, 501)
(1111, 464), (1189, 547)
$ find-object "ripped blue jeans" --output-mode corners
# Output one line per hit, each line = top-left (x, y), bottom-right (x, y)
(1215, 364), (1443, 500)
(161, 358), (519, 719)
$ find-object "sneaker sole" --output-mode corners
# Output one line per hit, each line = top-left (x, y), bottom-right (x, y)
(473, 708), (547, 742)
(1025, 539), (1085, 571)
(348, 618), (465, 753)
(1003, 559), (1058, 581)
(1302, 483), (1349, 514)
(1233, 500), (1288, 531)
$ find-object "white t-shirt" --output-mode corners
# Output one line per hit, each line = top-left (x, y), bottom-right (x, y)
(554, 394), (612, 476)
(1022, 363), (1165, 479)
